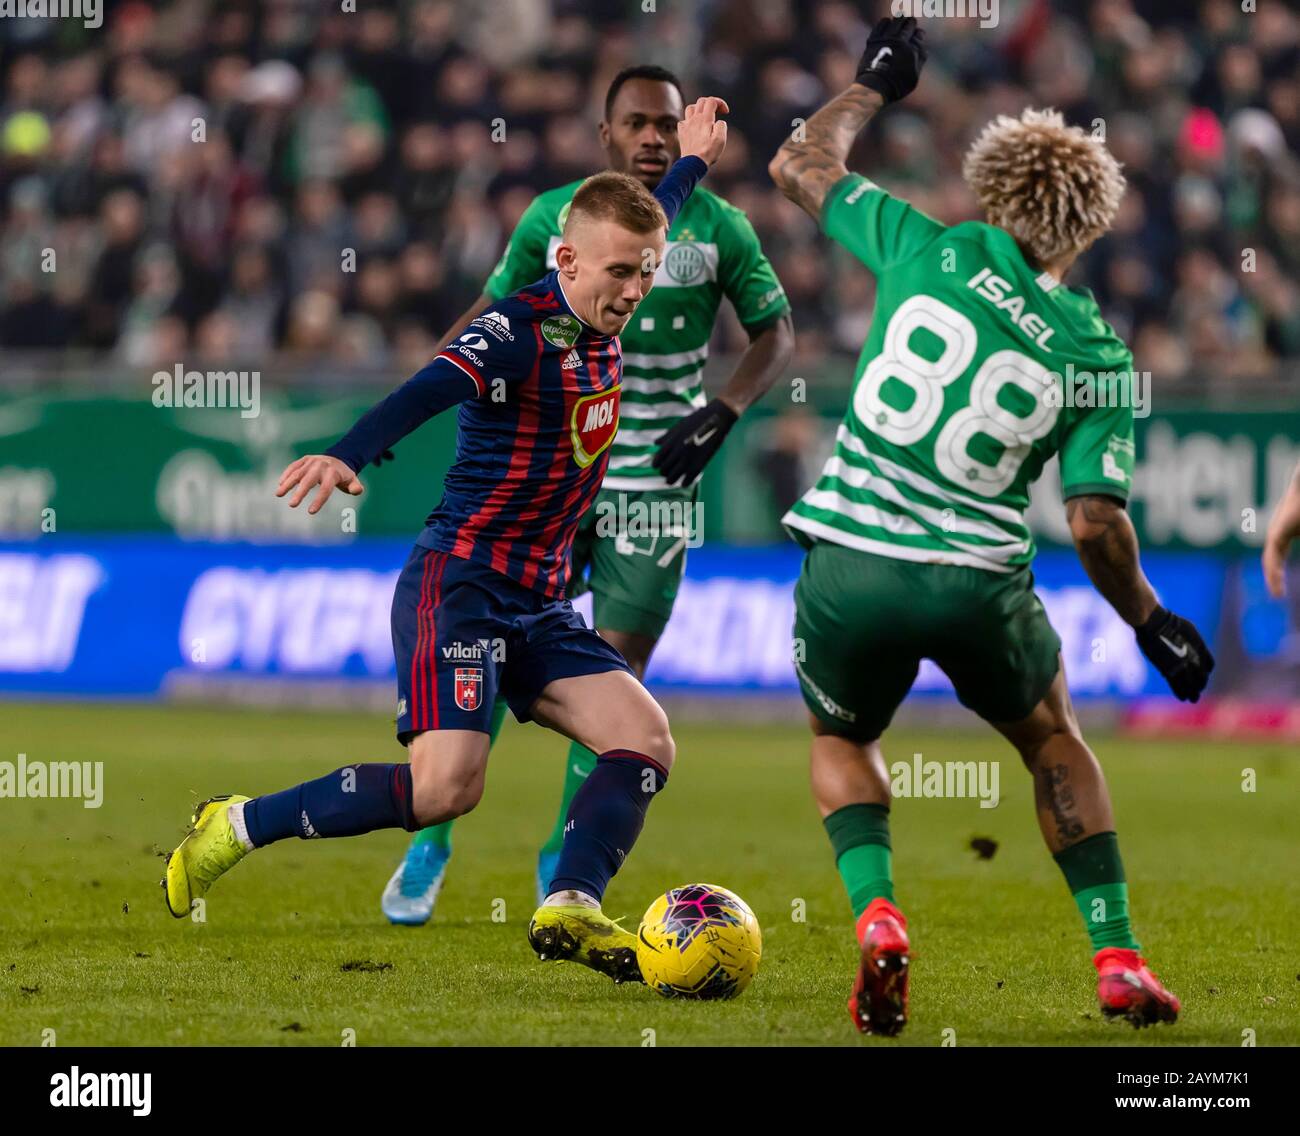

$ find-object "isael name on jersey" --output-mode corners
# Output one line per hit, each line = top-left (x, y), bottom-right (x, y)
(966, 267), (1056, 352)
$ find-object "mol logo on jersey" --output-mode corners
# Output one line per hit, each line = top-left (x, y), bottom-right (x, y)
(570, 387), (621, 468)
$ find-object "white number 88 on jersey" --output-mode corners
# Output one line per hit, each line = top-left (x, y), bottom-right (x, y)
(853, 294), (1059, 497)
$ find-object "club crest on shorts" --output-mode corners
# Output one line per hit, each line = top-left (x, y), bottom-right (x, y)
(454, 667), (483, 711)
(570, 386), (620, 468)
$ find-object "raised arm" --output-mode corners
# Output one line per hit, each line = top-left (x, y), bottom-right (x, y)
(768, 16), (926, 220)
(651, 96), (729, 229)
(769, 86), (885, 220)
(1067, 494), (1214, 701)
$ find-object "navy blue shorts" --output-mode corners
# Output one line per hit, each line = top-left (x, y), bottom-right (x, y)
(391, 546), (633, 743)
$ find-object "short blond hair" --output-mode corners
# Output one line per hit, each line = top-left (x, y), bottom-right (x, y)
(962, 108), (1126, 267)
(564, 171), (667, 237)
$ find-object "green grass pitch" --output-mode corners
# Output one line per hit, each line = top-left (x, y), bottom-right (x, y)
(2, 702), (1296, 1046)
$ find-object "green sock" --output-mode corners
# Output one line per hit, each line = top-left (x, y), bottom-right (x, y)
(410, 698), (509, 851)
(539, 739), (599, 854)
(824, 803), (894, 918)
(1053, 831), (1141, 952)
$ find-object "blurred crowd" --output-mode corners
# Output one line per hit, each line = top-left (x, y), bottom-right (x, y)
(1, 0), (1298, 387)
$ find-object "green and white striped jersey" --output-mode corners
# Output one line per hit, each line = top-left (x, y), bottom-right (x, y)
(785, 173), (1137, 572)
(485, 180), (788, 490)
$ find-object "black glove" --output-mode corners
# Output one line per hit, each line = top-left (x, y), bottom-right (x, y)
(651, 398), (738, 486)
(854, 16), (928, 104)
(1136, 605), (1215, 703)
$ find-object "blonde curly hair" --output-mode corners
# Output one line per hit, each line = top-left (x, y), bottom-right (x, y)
(962, 108), (1126, 268)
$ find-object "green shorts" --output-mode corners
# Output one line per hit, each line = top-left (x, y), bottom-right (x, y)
(793, 540), (1061, 741)
(568, 485), (698, 640)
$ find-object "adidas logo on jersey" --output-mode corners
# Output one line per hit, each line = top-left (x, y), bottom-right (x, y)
(561, 348), (582, 370)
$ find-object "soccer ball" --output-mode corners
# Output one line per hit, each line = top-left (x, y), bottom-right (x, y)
(636, 883), (762, 999)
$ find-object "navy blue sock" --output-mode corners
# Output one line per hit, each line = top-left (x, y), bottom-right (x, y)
(548, 749), (668, 901)
(242, 764), (418, 847)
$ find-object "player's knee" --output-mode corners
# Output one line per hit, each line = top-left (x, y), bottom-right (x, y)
(1013, 719), (1082, 771)
(441, 778), (484, 819)
(636, 702), (675, 771)
(409, 764), (484, 826)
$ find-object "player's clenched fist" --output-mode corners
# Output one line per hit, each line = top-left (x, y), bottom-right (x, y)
(677, 96), (729, 167)
(276, 454), (364, 515)
(854, 16), (928, 104)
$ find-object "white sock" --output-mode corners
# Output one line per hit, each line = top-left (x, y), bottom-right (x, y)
(227, 800), (255, 852)
(543, 889), (598, 909)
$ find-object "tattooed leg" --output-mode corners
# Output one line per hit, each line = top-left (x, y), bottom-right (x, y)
(991, 663), (1115, 854)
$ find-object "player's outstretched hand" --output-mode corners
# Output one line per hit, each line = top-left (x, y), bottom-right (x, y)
(1136, 606), (1215, 702)
(854, 16), (928, 104)
(276, 454), (364, 515)
(678, 96), (729, 167)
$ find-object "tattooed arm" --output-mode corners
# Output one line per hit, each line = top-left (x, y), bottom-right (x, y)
(767, 86), (885, 221)
(1065, 495), (1158, 627)
(1069, 493), (1215, 700)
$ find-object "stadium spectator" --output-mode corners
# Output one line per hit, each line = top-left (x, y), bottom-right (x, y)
(0, 0), (1295, 381)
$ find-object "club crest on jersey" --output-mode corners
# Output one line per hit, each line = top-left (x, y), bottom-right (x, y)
(665, 242), (706, 285)
(570, 387), (621, 468)
(453, 667), (483, 712)
(542, 315), (580, 348)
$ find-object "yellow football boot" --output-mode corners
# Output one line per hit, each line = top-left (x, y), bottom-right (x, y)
(527, 900), (643, 984)
(162, 795), (251, 918)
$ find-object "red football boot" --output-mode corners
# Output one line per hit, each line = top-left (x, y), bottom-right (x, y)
(1094, 947), (1180, 1028)
(848, 897), (910, 1036)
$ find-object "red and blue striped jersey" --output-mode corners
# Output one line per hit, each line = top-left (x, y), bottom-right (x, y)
(422, 273), (622, 598)
(327, 271), (622, 599)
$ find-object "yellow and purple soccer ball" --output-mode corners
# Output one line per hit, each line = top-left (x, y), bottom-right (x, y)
(636, 883), (762, 999)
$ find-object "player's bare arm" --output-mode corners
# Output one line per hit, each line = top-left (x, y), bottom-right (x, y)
(1065, 494), (1157, 627)
(769, 86), (884, 220)
(1263, 459), (1300, 597)
(1068, 493), (1214, 701)
(769, 16), (926, 220)
(717, 311), (795, 415)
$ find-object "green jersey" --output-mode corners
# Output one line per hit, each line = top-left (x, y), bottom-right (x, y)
(785, 173), (1136, 572)
(485, 180), (789, 490)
